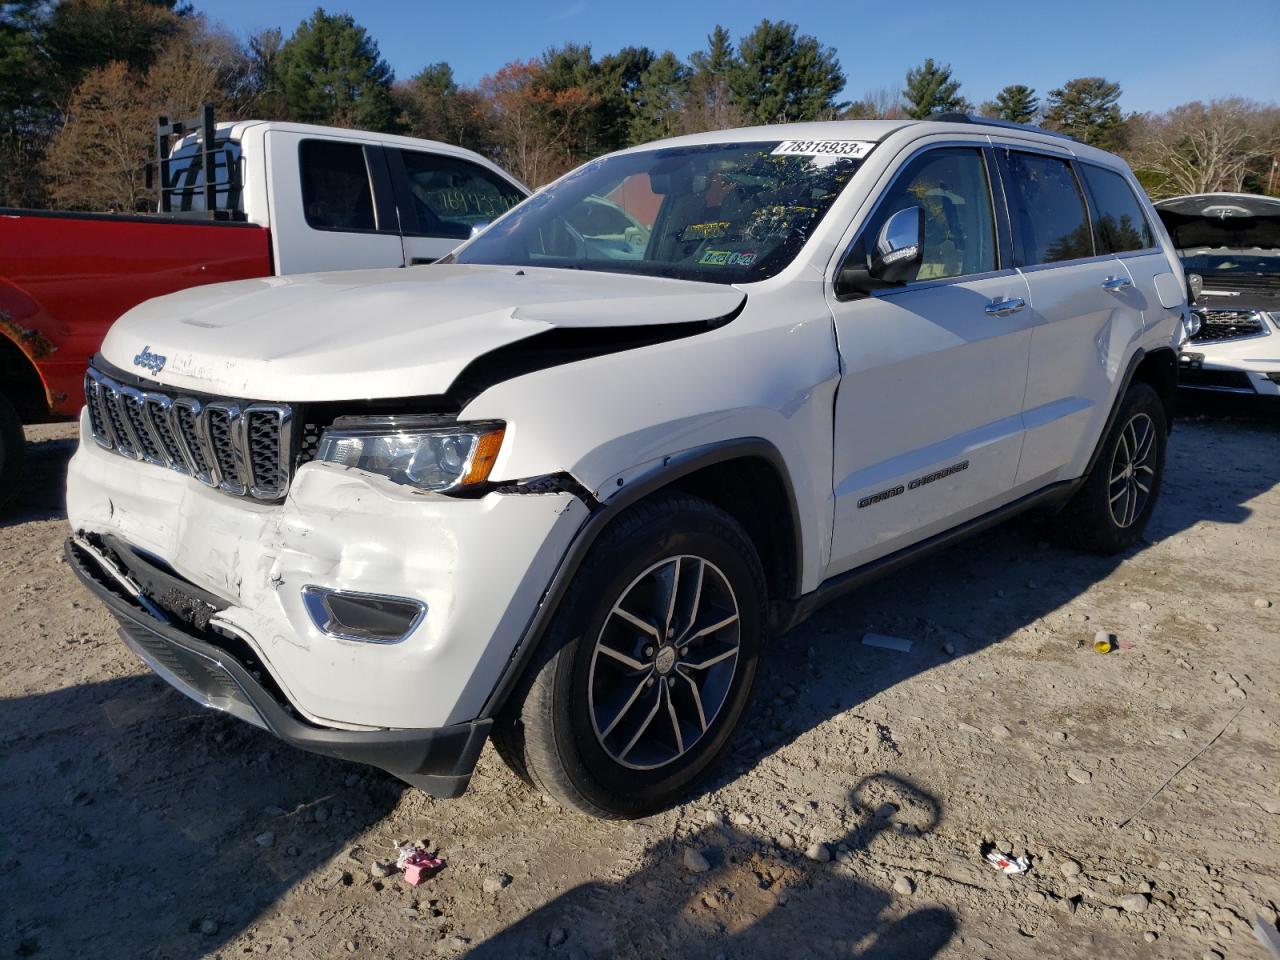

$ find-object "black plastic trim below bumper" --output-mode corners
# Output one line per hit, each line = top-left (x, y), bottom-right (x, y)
(65, 537), (491, 798)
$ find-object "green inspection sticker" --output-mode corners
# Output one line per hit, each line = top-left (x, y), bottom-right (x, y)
(698, 249), (758, 266)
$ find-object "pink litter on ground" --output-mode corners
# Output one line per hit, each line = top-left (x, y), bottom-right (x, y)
(403, 851), (445, 885)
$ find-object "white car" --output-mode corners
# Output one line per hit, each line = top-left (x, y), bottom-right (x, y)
(1154, 193), (1280, 400)
(66, 117), (1187, 818)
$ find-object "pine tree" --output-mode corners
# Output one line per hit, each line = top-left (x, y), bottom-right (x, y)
(902, 58), (967, 119)
(276, 9), (398, 131)
(629, 51), (688, 144)
(729, 20), (844, 125)
(682, 26), (742, 133)
(992, 84), (1039, 124)
(1042, 77), (1124, 148)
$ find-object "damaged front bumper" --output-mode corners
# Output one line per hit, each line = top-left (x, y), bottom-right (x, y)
(66, 536), (491, 796)
(65, 412), (593, 794)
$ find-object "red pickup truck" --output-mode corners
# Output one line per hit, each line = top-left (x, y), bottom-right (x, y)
(0, 115), (527, 504)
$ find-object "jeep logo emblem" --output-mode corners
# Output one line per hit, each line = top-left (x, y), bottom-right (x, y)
(133, 345), (167, 375)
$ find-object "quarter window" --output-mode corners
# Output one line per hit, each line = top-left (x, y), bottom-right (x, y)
(398, 150), (526, 239)
(1080, 164), (1154, 253)
(862, 147), (997, 282)
(299, 140), (377, 232)
(1004, 152), (1093, 265)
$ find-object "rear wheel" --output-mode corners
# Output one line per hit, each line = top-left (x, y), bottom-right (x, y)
(1050, 382), (1167, 554)
(494, 493), (765, 818)
(0, 393), (24, 511)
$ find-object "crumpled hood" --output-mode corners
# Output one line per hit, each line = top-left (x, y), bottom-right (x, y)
(100, 264), (745, 401)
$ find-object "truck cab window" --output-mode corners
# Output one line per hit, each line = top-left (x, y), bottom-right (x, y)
(397, 150), (525, 239)
(300, 140), (377, 232)
(1004, 152), (1093, 265)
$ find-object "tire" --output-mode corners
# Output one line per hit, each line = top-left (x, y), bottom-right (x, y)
(494, 492), (766, 819)
(0, 393), (25, 512)
(1050, 382), (1167, 554)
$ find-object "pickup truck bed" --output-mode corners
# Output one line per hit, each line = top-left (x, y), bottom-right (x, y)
(0, 208), (270, 417)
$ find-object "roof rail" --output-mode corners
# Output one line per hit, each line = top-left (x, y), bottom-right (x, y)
(928, 112), (1077, 143)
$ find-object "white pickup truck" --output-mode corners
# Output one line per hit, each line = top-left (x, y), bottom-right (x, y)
(66, 117), (1188, 819)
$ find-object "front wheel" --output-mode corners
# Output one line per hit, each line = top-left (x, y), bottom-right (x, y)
(1049, 381), (1167, 554)
(493, 492), (766, 819)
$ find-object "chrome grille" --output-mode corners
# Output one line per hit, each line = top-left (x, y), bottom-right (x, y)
(1190, 308), (1271, 343)
(84, 368), (293, 501)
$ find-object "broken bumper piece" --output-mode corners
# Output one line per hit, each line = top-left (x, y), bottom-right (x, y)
(65, 536), (491, 797)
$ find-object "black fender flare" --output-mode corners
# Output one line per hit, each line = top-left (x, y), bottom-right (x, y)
(478, 436), (804, 719)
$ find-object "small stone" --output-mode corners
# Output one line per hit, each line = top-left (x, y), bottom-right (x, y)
(1202, 951), (1224, 960)
(873, 802), (896, 819)
(344, 941), (357, 953)
(992, 724), (1012, 739)
(704, 809), (723, 826)
(370, 861), (393, 879)
(1066, 766), (1092, 785)
(804, 842), (831, 863)
(482, 874), (512, 893)
(777, 834), (794, 849)
(958, 722), (982, 735)
(1259, 799), (1280, 815)
(1254, 598), (1272, 609)
(1106, 873), (1123, 885)
(942, 642), (956, 656)
(254, 831), (274, 848)
(1142, 829), (1156, 843)
(1213, 923), (1232, 939)
(1028, 891), (1047, 907)
(729, 812), (752, 827)
(683, 848), (711, 873)
(1144, 931), (1157, 943)
(892, 875), (914, 895)
(1119, 893), (1149, 914)
(547, 928), (568, 948)
(199, 919), (219, 936)
(312, 806), (329, 823)
(1060, 860), (1082, 878)
(1226, 687), (1246, 699)
(1130, 601), (1151, 612)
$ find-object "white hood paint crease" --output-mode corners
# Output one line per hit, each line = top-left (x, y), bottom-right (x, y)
(100, 263), (746, 401)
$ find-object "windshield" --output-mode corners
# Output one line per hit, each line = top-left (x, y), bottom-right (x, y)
(453, 140), (873, 283)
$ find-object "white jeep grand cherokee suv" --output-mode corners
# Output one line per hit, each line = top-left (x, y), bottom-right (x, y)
(67, 117), (1187, 818)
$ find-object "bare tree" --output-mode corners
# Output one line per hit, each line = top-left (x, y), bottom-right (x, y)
(1134, 98), (1280, 198)
(43, 17), (253, 212)
(42, 60), (151, 211)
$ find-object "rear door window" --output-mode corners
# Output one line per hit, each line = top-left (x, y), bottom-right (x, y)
(397, 150), (525, 239)
(1002, 151), (1094, 265)
(299, 140), (377, 232)
(1080, 164), (1155, 253)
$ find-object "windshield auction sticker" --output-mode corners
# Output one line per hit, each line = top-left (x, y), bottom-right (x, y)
(771, 140), (876, 159)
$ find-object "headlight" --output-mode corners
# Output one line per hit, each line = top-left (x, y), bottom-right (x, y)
(1183, 309), (1202, 339)
(315, 416), (505, 492)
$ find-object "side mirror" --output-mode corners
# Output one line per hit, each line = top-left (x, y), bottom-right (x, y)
(871, 206), (924, 283)
(1186, 272), (1203, 304)
(835, 205), (924, 298)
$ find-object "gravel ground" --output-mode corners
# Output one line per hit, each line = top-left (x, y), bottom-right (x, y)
(2, 409), (1278, 960)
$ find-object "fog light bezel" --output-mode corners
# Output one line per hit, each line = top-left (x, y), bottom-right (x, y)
(301, 585), (427, 645)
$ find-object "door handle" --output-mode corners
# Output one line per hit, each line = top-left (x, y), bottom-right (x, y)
(1102, 275), (1132, 292)
(984, 297), (1026, 317)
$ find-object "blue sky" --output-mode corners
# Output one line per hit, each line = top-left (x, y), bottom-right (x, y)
(202, 0), (1279, 114)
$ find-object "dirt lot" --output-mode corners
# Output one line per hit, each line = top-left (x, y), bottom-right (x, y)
(2, 407), (1278, 960)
